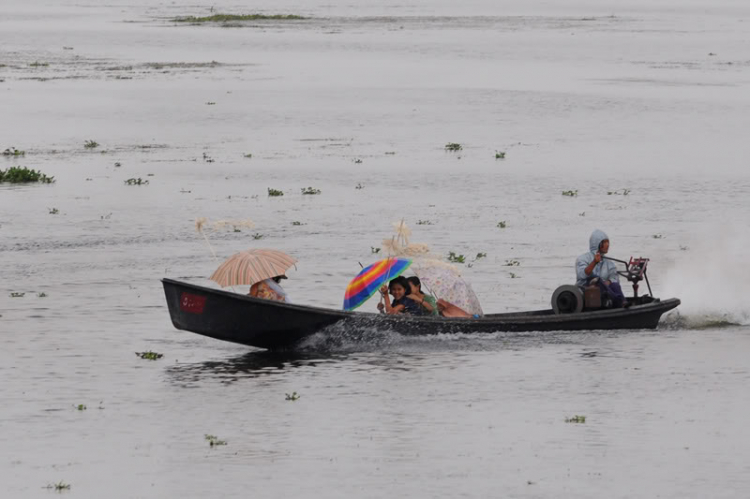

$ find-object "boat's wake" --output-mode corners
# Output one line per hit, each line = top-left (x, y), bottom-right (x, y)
(660, 309), (749, 330)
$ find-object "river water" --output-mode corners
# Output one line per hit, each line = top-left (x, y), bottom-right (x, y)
(2, 1), (750, 497)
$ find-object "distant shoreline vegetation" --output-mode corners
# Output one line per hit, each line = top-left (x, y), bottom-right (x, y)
(173, 14), (308, 23)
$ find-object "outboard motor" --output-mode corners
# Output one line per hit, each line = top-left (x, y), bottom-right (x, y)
(551, 285), (584, 314)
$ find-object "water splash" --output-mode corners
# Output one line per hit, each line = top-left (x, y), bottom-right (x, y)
(661, 226), (750, 327)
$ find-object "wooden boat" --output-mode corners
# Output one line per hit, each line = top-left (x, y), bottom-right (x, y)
(162, 278), (681, 350)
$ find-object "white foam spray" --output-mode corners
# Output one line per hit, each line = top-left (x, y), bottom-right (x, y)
(661, 226), (750, 327)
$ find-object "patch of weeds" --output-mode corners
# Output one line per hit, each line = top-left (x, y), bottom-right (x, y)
(10, 292), (25, 298)
(48, 208), (59, 215)
(252, 233), (264, 240)
(37, 292), (47, 298)
(174, 14), (307, 23)
(45, 481), (71, 491)
(285, 392), (301, 401)
(114, 162), (121, 167)
(355, 183), (364, 189)
(385, 151), (396, 155)
(0, 166), (55, 183)
(447, 251), (466, 264)
(244, 153), (252, 158)
(233, 228), (241, 233)
(101, 213), (112, 219)
(76, 404), (86, 411)
(301, 187), (321, 195)
(444, 142), (462, 151)
(2, 147), (25, 157)
(205, 434), (227, 447)
(509, 272), (519, 279)
(268, 188), (284, 197)
(371, 247), (381, 254)
(475, 252), (487, 259)
(354, 158), (362, 164)
(565, 415), (586, 423)
(180, 189), (192, 193)
(29, 61), (49, 67)
(607, 189), (631, 196)
(84, 140), (99, 149)
(652, 234), (663, 239)
(504, 259), (520, 266)
(135, 351), (163, 360)
(206, 101), (216, 105)
(497, 221), (507, 228)
(495, 151), (506, 159)
(124, 178), (148, 185)
(562, 190), (578, 197)
(291, 221), (305, 226)
(202, 152), (214, 163)
(416, 220), (433, 225)
(578, 212), (586, 217)
(679, 245), (689, 251)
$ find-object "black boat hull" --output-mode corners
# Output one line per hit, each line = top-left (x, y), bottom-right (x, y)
(162, 278), (681, 350)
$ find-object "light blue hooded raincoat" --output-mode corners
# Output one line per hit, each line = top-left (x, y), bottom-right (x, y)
(575, 229), (619, 287)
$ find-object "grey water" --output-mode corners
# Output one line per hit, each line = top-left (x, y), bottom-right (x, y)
(2, 0), (750, 497)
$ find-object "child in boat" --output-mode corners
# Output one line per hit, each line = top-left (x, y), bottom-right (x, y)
(378, 276), (424, 315)
(249, 275), (289, 303)
(406, 276), (439, 316)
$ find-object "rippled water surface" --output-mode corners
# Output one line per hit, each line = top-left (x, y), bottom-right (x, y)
(2, 0), (750, 497)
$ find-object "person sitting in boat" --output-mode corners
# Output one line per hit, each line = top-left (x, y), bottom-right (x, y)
(576, 229), (625, 307)
(377, 276), (424, 315)
(405, 276), (439, 316)
(249, 275), (289, 303)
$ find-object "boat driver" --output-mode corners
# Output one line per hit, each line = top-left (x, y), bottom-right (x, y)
(576, 229), (626, 308)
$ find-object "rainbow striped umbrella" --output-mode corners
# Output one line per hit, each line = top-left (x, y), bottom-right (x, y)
(210, 249), (297, 287)
(343, 257), (412, 311)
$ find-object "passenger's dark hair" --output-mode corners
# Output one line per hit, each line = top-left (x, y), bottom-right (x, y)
(388, 276), (411, 295)
(406, 276), (422, 292)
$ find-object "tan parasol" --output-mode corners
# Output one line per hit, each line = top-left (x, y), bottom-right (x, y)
(210, 249), (297, 287)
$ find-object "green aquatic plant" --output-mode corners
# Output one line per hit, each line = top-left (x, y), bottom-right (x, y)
(607, 189), (631, 196)
(355, 183), (364, 189)
(10, 292), (25, 298)
(114, 162), (121, 167)
(205, 434), (227, 447)
(565, 415), (586, 423)
(285, 392), (301, 401)
(509, 272), (518, 279)
(84, 140), (99, 149)
(371, 247), (380, 254)
(495, 151), (506, 159)
(202, 152), (214, 163)
(578, 212), (586, 217)
(244, 153), (252, 158)
(268, 188), (283, 197)
(252, 233), (264, 240)
(497, 221), (506, 228)
(504, 259), (520, 267)
(45, 481), (71, 491)
(37, 292), (48, 298)
(652, 234), (663, 239)
(206, 101), (216, 105)
(124, 178), (148, 185)
(679, 245), (689, 251)
(0, 166), (54, 183)
(2, 147), (25, 157)
(29, 61), (49, 67)
(562, 190), (578, 197)
(447, 251), (466, 264)
(48, 208), (59, 215)
(301, 187), (321, 195)
(416, 220), (433, 225)
(76, 404), (87, 411)
(475, 252), (487, 259)
(291, 221), (305, 226)
(444, 142), (462, 151)
(385, 151), (396, 155)
(175, 14), (307, 23)
(135, 351), (163, 360)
